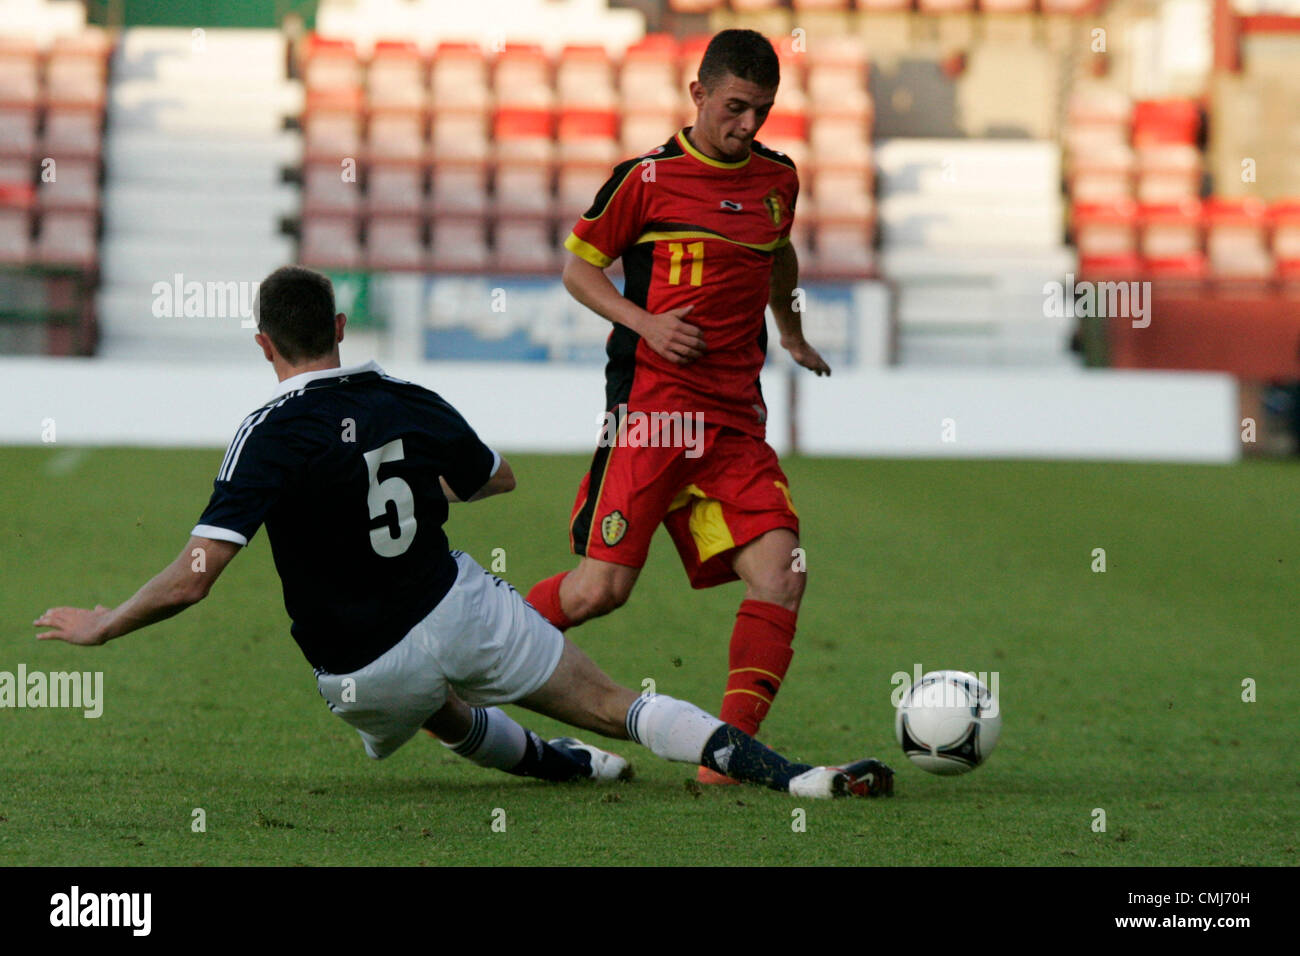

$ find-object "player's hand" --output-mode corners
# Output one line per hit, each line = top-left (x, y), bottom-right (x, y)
(641, 305), (705, 365)
(782, 335), (831, 376)
(33, 605), (113, 646)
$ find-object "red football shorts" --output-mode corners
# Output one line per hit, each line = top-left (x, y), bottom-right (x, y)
(568, 422), (799, 589)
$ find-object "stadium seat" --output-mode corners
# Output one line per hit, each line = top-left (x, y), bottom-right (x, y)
(302, 35), (362, 94)
(495, 217), (557, 273)
(42, 105), (102, 157)
(0, 104), (39, 156)
(809, 167), (875, 224)
(756, 110), (808, 168)
(812, 222), (874, 276)
(0, 183), (33, 263)
(556, 45), (616, 110)
(430, 218), (489, 271)
(809, 114), (873, 170)
(1135, 143), (1201, 203)
(430, 42), (491, 111)
(1077, 252), (1143, 281)
(37, 155), (98, 210)
(557, 108), (619, 164)
(367, 108), (426, 161)
(35, 208), (97, 267)
(621, 109), (678, 154)
(1144, 253), (1208, 280)
(300, 213), (363, 269)
(46, 30), (111, 107)
(367, 40), (425, 111)
(429, 161), (489, 215)
(1272, 201), (1300, 278)
(622, 35), (679, 99)
(792, 0), (853, 9)
(303, 89), (365, 159)
(1205, 198), (1273, 279)
(431, 110), (491, 162)
(494, 107), (554, 163)
(494, 44), (553, 111)
(677, 35), (713, 88)
(1132, 100), (1199, 148)
(1139, 200), (1202, 261)
(302, 159), (362, 214)
(494, 161), (553, 218)
(0, 36), (39, 105)
(1072, 200), (1139, 259)
(667, 0), (724, 11)
(365, 213), (426, 270)
(1068, 142), (1134, 202)
(366, 161), (426, 214)
(556, 163), (610, 223)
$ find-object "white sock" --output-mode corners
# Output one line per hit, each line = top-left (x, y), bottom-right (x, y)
(624, 694), (724, 764)
(441, 707), (526, 771)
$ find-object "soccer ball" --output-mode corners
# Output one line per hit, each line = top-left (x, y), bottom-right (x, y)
(895, 670), (1001, 775)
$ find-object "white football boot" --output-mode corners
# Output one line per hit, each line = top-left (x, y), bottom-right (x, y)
(549, 737), (634, 781)
(788, 758), (895, 799)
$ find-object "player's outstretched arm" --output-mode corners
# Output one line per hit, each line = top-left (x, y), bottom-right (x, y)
(440, 456), (516, 503)
(33, 536), (240, 646)
(769, 243), (830, 377)
(562, 254), (705, 365)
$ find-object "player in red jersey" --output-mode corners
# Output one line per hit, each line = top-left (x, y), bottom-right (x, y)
(526, 30), (831, 785)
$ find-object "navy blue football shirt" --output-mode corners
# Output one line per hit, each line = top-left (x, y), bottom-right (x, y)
(193, 361), (499, 674)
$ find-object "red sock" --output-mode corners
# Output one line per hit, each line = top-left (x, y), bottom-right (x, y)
(526, 572), (572, 631)
(719, 599), (797, 738)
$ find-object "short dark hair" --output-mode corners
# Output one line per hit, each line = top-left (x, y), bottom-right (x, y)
(697, 29), (779, 91)
(254, 265), (337, 362)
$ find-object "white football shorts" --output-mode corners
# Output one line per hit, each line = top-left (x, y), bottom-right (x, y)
(314, 550), (565, 759)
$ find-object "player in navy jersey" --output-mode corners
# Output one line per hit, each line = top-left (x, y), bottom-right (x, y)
(34, 266), (892, 799)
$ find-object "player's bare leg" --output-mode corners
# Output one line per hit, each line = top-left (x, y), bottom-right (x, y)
(527, 556), (640, 630)
(698, 527), (805, 785)
(517, 636), (888, 797)
(420, 688), (626, 782)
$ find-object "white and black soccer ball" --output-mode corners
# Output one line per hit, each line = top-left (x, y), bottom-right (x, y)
(895, 670), (1001, 775)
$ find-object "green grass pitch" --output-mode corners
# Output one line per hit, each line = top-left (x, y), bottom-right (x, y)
(1, 447), (1296, 866)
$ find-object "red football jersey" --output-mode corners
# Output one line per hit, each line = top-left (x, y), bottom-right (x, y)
(564, 127), (799, 438)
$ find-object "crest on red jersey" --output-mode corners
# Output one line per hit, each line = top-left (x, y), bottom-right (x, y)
(601, 510), (628, 546)
(763, 189), (783, 226)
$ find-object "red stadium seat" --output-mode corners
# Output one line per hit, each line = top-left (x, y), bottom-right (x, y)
(494, 107), (554, 163)
(365, 213), (426, 270)
(621, 109), (679, 154)
(667, 0), (724, 11)
(302, 35), (362, 94)
(367, 40), (426, 111)
(1143, 253), (1208, 280)
(1205, 198), (1273, 279)
(1072, 199), (1139, 259)
(809, 114), (873, 170)
(808, 167), (875, 224)
(430, 218), (489, 271)
(854, 0), (914, 9)
(557, 108), (619, 164)
(1132, 99), (1199, 147)
(792, 0), (852, 10)
(733, 0), (784, 10)
(812, 222), (874, 277)
(1077, 253), (1143, 281)
(495, 217), (557, 273)
(916, 0), (974, 10)
(300, 213), (363, 269)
